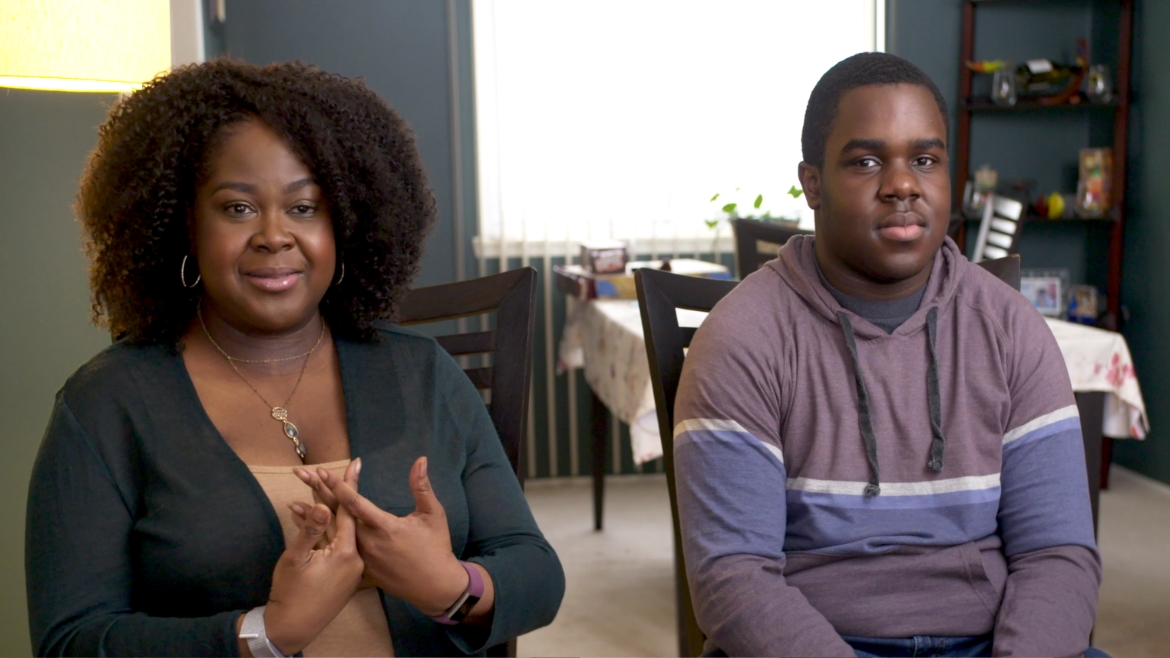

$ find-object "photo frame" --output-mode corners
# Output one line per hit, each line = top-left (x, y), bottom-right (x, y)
(1020, 268), (1071, 318)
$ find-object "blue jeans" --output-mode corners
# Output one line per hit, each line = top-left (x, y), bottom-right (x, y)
(843, 634), (992, 657)
(843, 634), (1110, 658)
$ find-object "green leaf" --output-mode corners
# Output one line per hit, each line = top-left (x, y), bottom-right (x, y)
(704, 219), (720, 229)
(787, 185), (804, 199)
(754, 194), (763, 209)
(722, 203), (738, 214)
(710, 193), (720, 202)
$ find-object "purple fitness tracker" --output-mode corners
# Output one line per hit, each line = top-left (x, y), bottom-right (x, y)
(430, 561), (484, 625)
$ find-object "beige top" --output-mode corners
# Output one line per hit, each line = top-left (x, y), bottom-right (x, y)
(249, 459), (394, 657)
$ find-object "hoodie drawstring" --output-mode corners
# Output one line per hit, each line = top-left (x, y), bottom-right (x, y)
(925, 307), (946, 472)
(836, 311), (881, 498)
(837, 307), (948, 497)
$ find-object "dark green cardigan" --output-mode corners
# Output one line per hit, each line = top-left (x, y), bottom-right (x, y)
(25, 327), (564, 656)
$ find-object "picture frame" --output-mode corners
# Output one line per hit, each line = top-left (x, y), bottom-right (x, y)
(1020, 268), (1071, 317)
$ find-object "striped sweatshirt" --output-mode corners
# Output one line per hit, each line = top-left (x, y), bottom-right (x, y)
(673, 236), (1100, 657)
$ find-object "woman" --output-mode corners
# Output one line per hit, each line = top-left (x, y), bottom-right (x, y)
(25, 59), (564, 656)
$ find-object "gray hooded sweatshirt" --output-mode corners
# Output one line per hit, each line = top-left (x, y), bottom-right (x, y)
(674, 235), (1100, 657)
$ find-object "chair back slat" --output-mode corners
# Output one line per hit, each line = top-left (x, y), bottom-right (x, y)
(434, 331), (496, 357)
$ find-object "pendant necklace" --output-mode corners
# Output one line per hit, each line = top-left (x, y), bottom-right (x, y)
(197, 307), (326, 462)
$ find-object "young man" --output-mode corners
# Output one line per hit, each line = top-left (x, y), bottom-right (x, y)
(673, 53), (1100, 657)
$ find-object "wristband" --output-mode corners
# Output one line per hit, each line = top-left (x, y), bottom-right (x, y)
(239, 606), (286, 657)
(429, 561), (484, 625)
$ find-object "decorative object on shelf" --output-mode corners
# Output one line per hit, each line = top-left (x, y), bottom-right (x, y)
(580, 240), (628, 274)
(968, 40), (1091, 108)
(991, 64), (1018, 107)
(1086, 64), (1114, 104)
(1037, 191), (1079, 220)
(1076, 148), (1113, 219)
(962, 164), (998, 219)
(1021, 268), (1071, 318)
(966, 59), (1007, 74)
(1015, 58), (1077, 95)
(1067, 284), (1101, 325)
(1017, 40), (1089, 105)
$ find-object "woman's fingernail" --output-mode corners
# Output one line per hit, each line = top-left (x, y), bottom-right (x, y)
(294, 468), (311, 483)
(420, 457), (428, 479)
(289, 502), (307, 515)
(312, 507), (329, 523)
(355, 458), (362, 476)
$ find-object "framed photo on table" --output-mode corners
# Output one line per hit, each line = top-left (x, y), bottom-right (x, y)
(1020, 268), (1071, 317)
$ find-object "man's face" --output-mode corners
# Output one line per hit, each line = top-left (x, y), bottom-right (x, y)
(799, 83), (950, 298)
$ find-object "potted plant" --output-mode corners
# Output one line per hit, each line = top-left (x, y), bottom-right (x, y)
(705, 185), (804, 258)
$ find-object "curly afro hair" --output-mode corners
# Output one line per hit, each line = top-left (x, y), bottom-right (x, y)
(801, 52), (949, 168)
(77, 58), (436, 343)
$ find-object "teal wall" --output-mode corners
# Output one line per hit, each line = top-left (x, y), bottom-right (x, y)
(0, 89), (116, 655)
(1112, 0), (1170, 483)
(889, 0), (1167, 486)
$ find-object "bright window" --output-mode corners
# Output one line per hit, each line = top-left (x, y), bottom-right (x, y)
(473, 0), (884, 252)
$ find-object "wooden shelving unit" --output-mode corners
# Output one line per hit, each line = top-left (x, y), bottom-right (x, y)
(955, 0), (1134, 330)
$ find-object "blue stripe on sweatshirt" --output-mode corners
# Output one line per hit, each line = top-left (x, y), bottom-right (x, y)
(999, 407), (1097, 555)
(673, 420), (788, 567)
(784, 492), (1001, 555)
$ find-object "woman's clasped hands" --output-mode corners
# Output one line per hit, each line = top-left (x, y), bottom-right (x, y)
(292, 457), (495, 625)
(247, 499), (364, 655)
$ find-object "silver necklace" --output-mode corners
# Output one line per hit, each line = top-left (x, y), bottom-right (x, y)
(196, 307), (325, 462)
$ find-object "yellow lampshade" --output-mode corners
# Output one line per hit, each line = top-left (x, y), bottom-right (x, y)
(0, 0), (170, 93)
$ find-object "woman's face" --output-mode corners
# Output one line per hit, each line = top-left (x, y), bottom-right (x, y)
(192, 120), (336, 334)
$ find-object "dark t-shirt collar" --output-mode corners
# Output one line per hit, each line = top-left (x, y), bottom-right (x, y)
(814, 259), (928, 335)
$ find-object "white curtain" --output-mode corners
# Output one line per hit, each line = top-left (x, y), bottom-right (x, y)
(474, 0), (883, 254)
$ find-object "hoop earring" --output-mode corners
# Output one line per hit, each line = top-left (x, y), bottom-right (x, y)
(333, 262), (345, 285)
(180, 254), (201, 288)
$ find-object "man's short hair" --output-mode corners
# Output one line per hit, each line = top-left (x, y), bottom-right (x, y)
(800, 52), (949, 168)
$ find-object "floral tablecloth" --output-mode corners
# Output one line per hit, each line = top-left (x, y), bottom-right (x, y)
(1044, 318), (1149, 440)
(558, 298), (709, 463)
(560, 300), (1149, 465)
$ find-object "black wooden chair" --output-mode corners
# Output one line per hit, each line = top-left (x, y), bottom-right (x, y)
(731, 218), (813, 279)
(397, 267), (537, 486)
(634, 255), (1096, 658)
(396, 267), (538, 658)
(635, 268), (737, 657)
(972, 194), (1025, 262)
